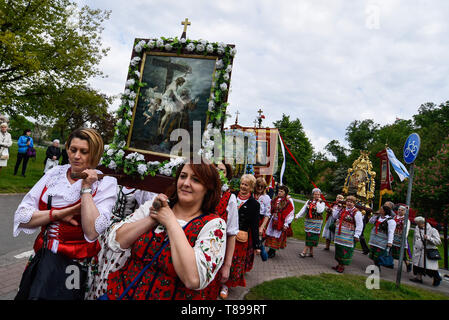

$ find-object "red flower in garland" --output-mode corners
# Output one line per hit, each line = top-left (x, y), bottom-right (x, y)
(214, 229), (224, 239)
(204, 252), (211, 262)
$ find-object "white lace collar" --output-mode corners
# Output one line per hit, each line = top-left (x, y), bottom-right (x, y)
(45, 164), (100, 202)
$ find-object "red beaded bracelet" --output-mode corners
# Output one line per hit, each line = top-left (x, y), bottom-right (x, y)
(49, 209), (56, 222)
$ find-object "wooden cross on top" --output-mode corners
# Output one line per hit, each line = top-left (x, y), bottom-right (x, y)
(257, 108), (264, 128)
(181, 18), (191, 39)
(235, 110), (240, 125)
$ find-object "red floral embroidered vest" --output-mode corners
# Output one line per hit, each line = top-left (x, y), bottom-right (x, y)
(214, 191), (232, 222)
(33, 186), (101, 260)
(106, 213), (220, 300)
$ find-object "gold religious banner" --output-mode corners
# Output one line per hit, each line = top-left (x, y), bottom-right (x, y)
(342, 151), (376, 207)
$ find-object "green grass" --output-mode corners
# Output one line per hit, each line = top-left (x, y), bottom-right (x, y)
(0, 141), (48, 193)
(245, 273), (449, 300)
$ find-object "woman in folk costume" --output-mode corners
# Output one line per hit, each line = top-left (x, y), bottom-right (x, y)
(203, 161), (239, 300)
(220, 174), (261, 299)
(255, 177), (272, 237)
(86, 189), (158, 300)
(410, 216), (442, 286)
(368, 205), (396, 268)
(332, 195), (364, 273)
(14, 128), (117, 300)
(104, 162), (226, 300)
(249, 177), (271, 271)
(322, 194), (344, 251)
(296, 188), (325, 258)
(0, 122), (12, 175)
(263, 185), (294, 258)
(391, 205), (412, 272)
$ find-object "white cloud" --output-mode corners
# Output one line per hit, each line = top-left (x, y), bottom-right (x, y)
(79, 0), (449, 153)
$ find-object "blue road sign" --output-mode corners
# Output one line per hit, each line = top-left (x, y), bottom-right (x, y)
(403, 133), (420, 164)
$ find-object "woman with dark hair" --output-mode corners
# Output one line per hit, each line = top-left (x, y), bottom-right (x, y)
(14, 129), (33, 177)
(103, 161), (227, 300)
(14, 128), (117, 300)
(368, 205), (396, 268)
(220, 174), (261, 300)
(263, 185), (294, 258)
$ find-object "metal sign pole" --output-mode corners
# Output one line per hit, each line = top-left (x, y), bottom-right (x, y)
(396, 132), (420, 287)
(396, 163), (414, 287)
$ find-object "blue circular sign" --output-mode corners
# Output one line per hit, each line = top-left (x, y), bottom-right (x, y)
(403, 133), (421, 164)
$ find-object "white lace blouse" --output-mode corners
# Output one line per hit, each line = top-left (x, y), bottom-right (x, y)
(13, 164), (118, 242)
(257, 194), (272, 218)
(107, 198), (227, 290)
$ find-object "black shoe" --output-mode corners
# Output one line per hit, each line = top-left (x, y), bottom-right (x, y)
(433, 275), (442, 287)
(410, 278), (423, 284)
(268, 249), (276, 258)
(362, 251), (369, 255)
(21, 174), (26, 177)
(406, 263), (412, 273)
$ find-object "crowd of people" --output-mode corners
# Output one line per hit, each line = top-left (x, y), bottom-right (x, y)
(296, 190), (443, 287)
(10, 127), (444, 301)
(0, 123), (69, 177)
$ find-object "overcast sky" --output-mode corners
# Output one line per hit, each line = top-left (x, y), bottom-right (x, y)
(79, 0), (449, 154)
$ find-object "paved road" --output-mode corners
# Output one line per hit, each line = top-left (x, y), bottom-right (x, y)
(0, 194), (36, 256)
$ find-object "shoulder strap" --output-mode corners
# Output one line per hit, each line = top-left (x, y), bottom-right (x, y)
(118, 213), (209, 300)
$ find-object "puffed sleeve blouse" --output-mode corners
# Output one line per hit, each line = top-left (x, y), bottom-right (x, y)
(107, 198), (227, 290)
(13, 164), (117, 242)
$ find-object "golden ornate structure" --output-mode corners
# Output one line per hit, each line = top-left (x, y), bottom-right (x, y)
(342, 151), (376, 208)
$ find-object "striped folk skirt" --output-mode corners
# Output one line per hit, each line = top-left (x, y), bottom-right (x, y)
(369, 245), (385, 263)
(391, 246), (409, 260)
(265, 231), (288, 250)
(335, 244), (355, 265)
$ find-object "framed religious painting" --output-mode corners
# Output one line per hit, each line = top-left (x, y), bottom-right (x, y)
(100, 36), (236, 192)
(127, 52), (218, 156)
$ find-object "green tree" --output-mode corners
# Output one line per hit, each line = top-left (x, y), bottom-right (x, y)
(40, 85), (117, 143)
(8, 114), (34, 139)
(273, 114), (314, 194)
(0, 0), (110, 118)
(413, 101), (449, 165)
(345, 119), (380, 151)
(395, 136), (449, 268)
(325, 139), (348, 163)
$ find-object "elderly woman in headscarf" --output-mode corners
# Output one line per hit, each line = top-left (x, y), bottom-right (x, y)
(295, 188), (325, 258)
(44, 139), (62, 173)
(410, 216), (442, 287)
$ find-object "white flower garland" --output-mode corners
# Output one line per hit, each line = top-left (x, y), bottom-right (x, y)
(101, 36), (236, 179)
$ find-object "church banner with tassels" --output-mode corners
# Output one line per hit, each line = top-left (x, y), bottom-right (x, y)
(376, 148), (394, 196)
